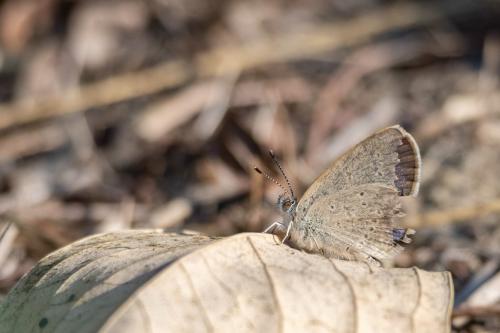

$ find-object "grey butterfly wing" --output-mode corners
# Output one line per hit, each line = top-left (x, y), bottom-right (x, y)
(295, 125), (420, 219)
(291, 125), (420, 261)
(290, 184), (405, 261)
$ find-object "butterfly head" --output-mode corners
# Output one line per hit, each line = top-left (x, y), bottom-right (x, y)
(255, 150), (297, 219)
(277, 194), (297, 217)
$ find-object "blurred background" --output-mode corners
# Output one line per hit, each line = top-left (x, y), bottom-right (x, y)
(0, 0), (500, 331)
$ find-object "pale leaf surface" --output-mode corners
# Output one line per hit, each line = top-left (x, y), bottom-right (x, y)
(0, 231), (453, 333)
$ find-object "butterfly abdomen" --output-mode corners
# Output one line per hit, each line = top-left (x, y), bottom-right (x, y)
(289, 224), (361, 261)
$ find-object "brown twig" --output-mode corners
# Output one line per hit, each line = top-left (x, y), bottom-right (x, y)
(406, 197), (500, 227)
(0, 221), (13, 244)
(415, 92), (500, 142)
(453, 304), (500, 318)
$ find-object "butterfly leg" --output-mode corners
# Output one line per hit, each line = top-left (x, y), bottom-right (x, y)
(311, 235), (324, 255)
(356, 253), (382, 268)
(281, 220), (293, 244)
(263, 221), (285, 234)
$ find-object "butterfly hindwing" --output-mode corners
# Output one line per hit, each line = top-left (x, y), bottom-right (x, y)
(290, 184), (404, 261)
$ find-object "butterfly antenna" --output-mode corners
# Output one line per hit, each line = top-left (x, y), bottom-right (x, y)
(268, 150), (296, 200)
(254, 167), (289, 194)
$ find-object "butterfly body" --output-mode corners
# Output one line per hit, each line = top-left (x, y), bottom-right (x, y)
(271, 125), (420, 263)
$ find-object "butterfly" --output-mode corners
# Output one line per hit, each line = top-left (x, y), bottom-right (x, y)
(255, 125), (420, 264)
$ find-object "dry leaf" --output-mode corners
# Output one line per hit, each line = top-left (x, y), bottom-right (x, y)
(0, 230), (215, 333)
(0, 231), (453, 333)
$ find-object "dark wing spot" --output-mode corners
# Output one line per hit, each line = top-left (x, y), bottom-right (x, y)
(392, 228), (406, 241)
(39, 318), (49, 329)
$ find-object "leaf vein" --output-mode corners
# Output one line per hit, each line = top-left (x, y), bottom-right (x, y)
(411, 267), (422, 333)
(329, 259), (358, 333)
(246, 237), (283, 333)
(179, 262), (214, 333)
